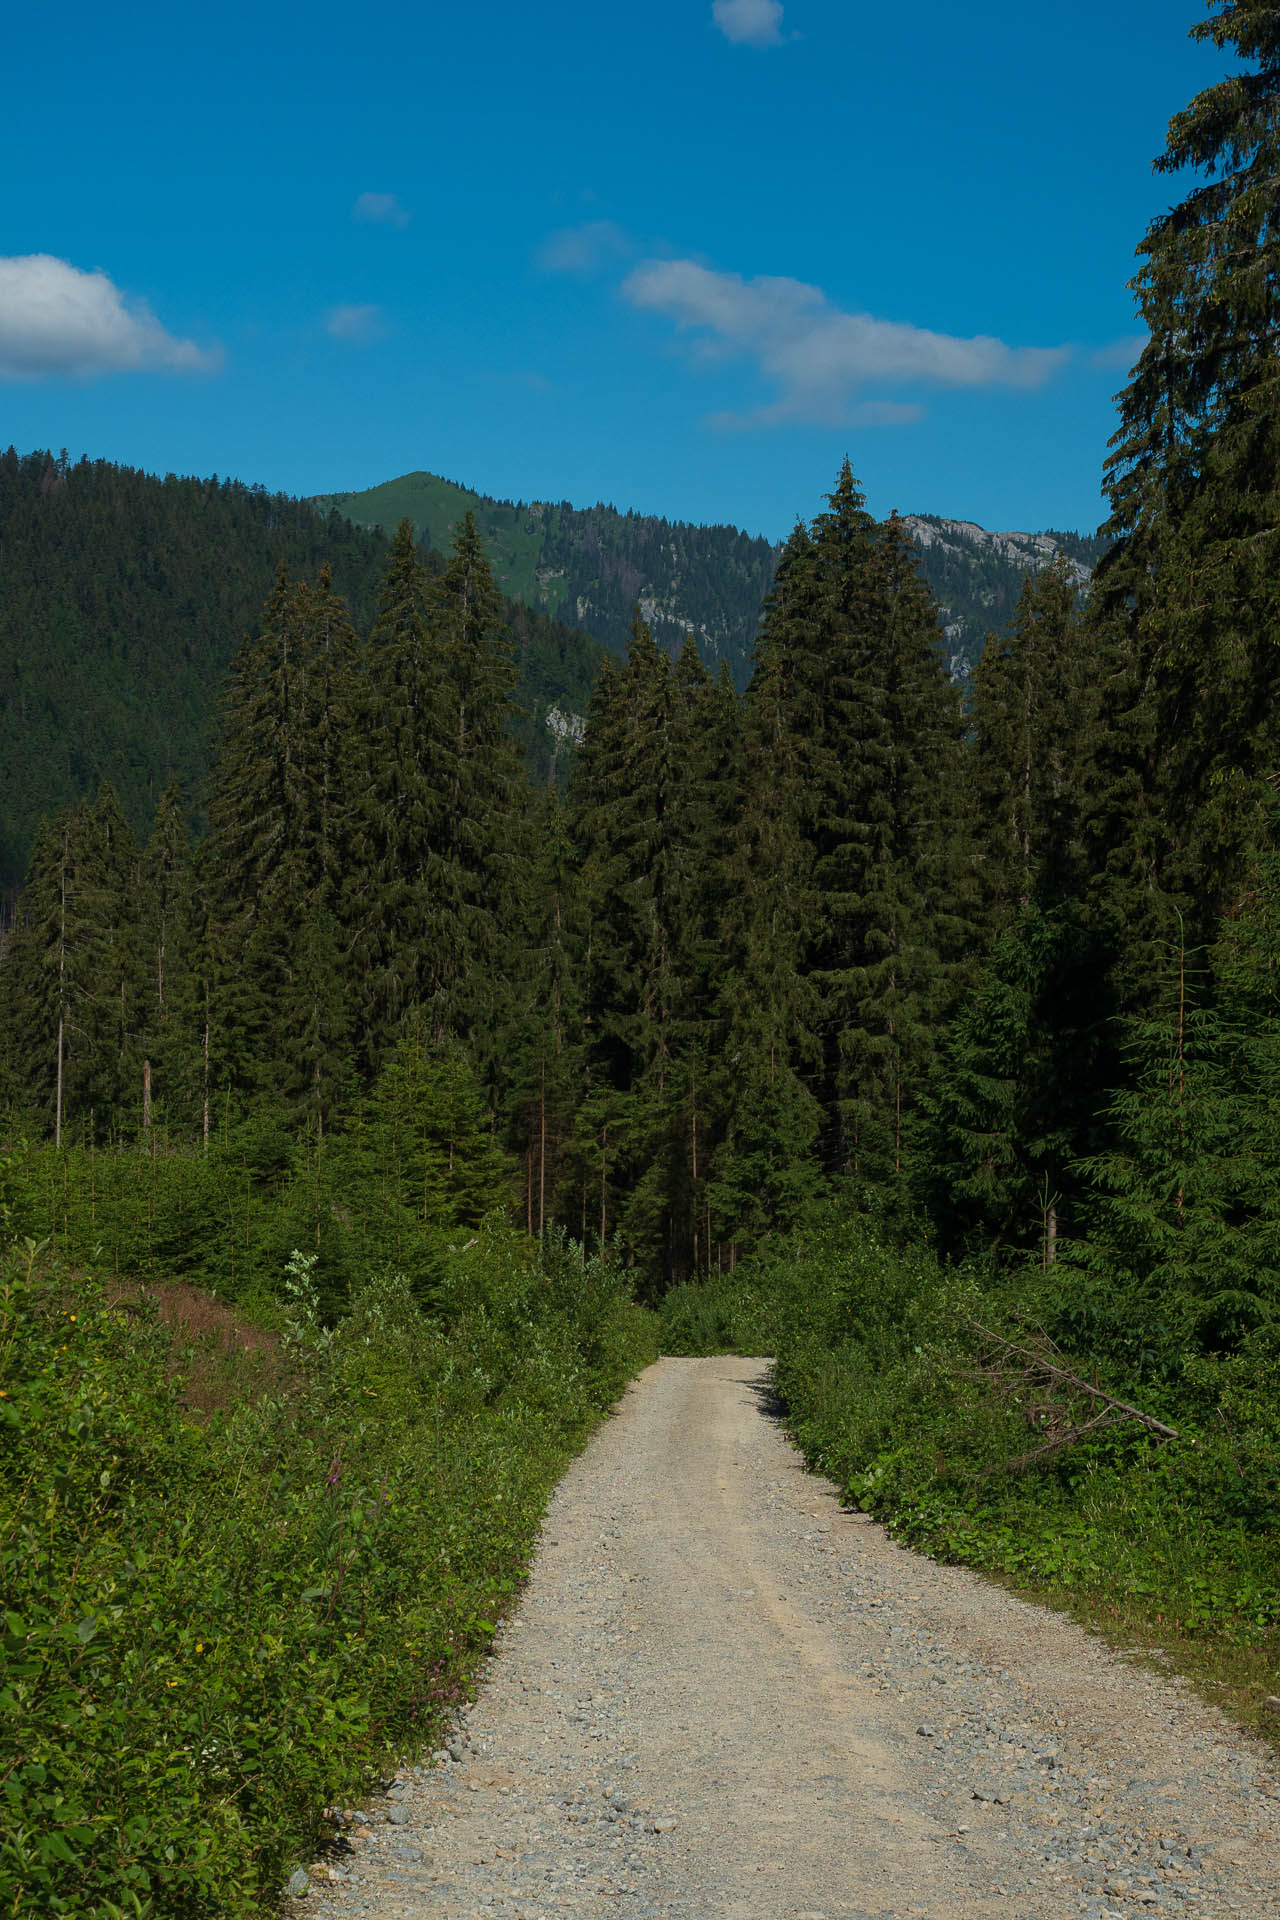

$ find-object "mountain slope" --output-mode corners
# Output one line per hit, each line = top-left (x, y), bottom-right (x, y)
(311, 472), (779, 684)
(314, 471), (1107, 688)
(901, 516), (1108, 681)
(0, 452), (603, 889)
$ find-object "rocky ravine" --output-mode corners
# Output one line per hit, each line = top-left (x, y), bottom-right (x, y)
(305, 1357), (1280, 1920)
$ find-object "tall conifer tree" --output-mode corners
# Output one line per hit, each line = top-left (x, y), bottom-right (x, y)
(1090, 0), (1280, 969)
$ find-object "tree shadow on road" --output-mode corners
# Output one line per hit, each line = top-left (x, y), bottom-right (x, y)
(739, 1369), (787, 1424)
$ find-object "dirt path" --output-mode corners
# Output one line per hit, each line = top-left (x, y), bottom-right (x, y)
(309, 1357), (1280, 1920)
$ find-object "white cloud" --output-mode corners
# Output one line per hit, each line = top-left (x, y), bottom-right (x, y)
(0, 254), (220, 381)
(713, 0), (784, 47)
(325, 303), (385, 343)
(538, 220), (633, 277)
(352, 192), (411, 228)
(622, 257), (1069, 427)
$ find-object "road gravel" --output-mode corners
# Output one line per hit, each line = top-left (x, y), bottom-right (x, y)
(307, 1356), (1280, 1920)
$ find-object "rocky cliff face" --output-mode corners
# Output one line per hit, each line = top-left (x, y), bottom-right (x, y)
(902, 516), (1107, 683)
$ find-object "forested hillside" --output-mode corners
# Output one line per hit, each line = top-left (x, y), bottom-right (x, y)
(904, 515), (1107, 680)
(0, 476), (1117, 1280)
(310, 469), (781, 682)
(313, 470), (1102, 688)
(0, 455), (1102, 899)
(0, 454), (604, 888)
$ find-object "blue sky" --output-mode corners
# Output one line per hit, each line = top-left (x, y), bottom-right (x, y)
(2, 0), (1226, 540)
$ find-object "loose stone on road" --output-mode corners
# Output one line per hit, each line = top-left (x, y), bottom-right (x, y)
(310, 1357), (1280, 1919)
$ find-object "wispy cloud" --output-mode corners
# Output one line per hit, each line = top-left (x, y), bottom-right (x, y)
(1091, 333), (1146, 372)
(712, 0), (785, 47)
(352, 191), (411, 229)
(0, 254), (220, 380)
(325, 303), (385, 343)
(622, 257), (1069, 427)
(537, 220), (633, 278)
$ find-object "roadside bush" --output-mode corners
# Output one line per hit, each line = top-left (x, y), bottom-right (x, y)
(0, 1232), (657, 1919)
(666, 1201), (1280, 1667)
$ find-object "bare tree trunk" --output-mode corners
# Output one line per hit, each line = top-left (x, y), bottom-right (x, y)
(55, 1008), (65, 1151)
(142, 1058), (152, 1136)
(691, 1066), (699, 1276)
(539, 1052), (547, 1240)
(55, 831), (69, 1150)
(1176, 930), (1187, 1227)
(202, 981), (211, 1150)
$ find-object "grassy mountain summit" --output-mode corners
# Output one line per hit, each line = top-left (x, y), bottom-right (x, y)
(312, 471), (1106, 688)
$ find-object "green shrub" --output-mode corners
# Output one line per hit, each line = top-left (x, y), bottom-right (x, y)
(0, 1232), (657, 1918)
(668, 1200), (1280, 1665)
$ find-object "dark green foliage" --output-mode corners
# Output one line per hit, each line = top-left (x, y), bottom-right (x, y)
(429, 514), (528, 1047)
(710, 528), (826, 1243)
(0, 451), (391, 890)
(969, 558), (1094, 930)
(1089, 1), (1280, 964)
(0, 452), (607, 890)
(919, 907), (1117, 1260)
(723, 469), (973, 1199)
(336, 1027), (516, 1287)
(1058, 921), (1280, 1371)
(565, 611), (745, 1282)
(203, 567), (364, 1129)
(0, 789), (145, 1144)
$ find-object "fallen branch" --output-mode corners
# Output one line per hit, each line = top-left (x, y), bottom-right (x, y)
(981, 1406), (1126, 1477)
(965, 1321), (1179, 1443)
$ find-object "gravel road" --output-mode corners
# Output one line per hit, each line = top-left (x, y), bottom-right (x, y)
(306, 1356), (1280, 1920)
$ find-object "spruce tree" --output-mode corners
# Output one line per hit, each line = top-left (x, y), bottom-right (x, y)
(0, 812), (86, 1141)
(427, 512), (527, 1048)
(205, 565), (363, 1118)
(137, 780), (205, 1141)
(919, 905), (1113, 1258)
(970, 557), (1092, 932)
(1090, 1), (1280, 966)
(712, 527), (826, 1245)
(800, 471), (972, 1184)
(357, 518), (451, 1062)
(0, 793), (141, 1142)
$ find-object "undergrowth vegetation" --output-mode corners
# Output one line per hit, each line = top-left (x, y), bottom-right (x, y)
(661, 1201), (1280, 1710)
(0, 1202), (656, 1919)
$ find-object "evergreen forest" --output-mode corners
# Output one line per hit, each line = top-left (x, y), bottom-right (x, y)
(0, 455), (605, 892)
(5, 5), (1280, 1913)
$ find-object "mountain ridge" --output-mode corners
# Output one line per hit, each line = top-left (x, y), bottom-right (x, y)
(312, 471), (1107, 687)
